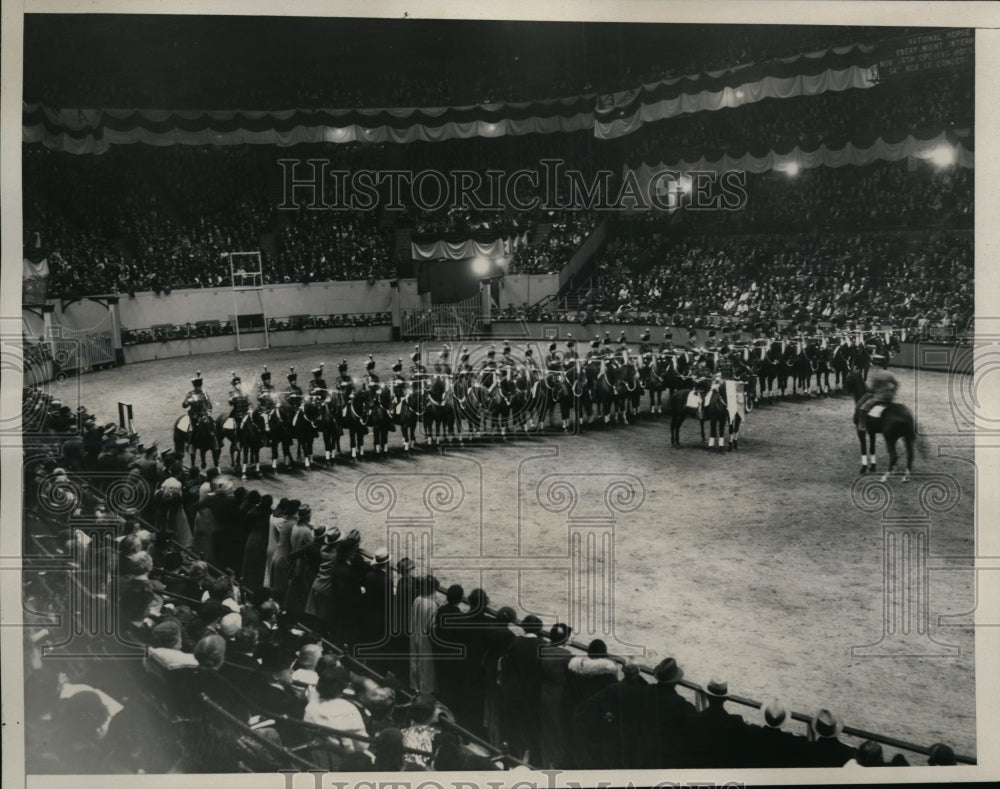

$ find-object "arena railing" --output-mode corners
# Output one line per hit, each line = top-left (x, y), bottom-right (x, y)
(27, 442), (974, 768)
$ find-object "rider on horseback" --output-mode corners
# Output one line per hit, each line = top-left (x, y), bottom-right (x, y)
(638, 329), (652, 356)
(545, 342), (562, 378)
(182, 372), (212, 433)
(309, 365), (329, 402)
(364, 356), (380, 391)
(435, 345), (453, 377)
(228, 373), (251, 426)
(283, 368), (304, 409)
(257, 366), (277, 410)
(336, 360), (354, 399)
(523, 346), (540, 383)
(409, 347), (427, 396)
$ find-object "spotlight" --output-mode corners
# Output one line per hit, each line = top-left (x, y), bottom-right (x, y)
(784, 162), (800, 177)
(929, 144), (957, 169)
(471, 256), (491, 277)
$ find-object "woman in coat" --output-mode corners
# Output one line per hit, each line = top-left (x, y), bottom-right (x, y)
(240, 493), (271, 590)
(266, 499), (298, 597)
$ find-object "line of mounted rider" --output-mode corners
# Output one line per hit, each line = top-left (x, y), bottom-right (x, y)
(174, 325), (898, 474)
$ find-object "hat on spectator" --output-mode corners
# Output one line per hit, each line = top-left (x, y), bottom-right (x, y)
(763, 698), (787, 728)
(150, 619), (183, 649)
(654, 657), (684, 684)
(205, 468), (220, 481)
(193, 634), (226, 669)
(345, 528), (361, 545)
(297, 505), (311, 520)
(587, 639), (608, 658)
(812, 708), (843, 738)
(373, 547), (389, 566)
(548, 622), (571, 646)
(927, 743), (956, 765)
(397, 556), (415, 574)
(217, 612), (242, 638)
(322, 526), (342, 545)
(705, 678), (729, 698)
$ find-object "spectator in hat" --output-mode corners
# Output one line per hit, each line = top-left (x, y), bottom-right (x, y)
(746, 697), (809, 768)
(305, 526), (342, 623)
(388, 556), (419, 677)
(684, 678), (751, 768)
(410, 575), (439, 695)
(499, 613), (545, 760)
(433, 583), (466, 710)
(283, 506), (318, 612)
(241, 493), (273, 590)
(155, 463), (192, 548)
(263, 498), (289, 588)
(482, 606), (522, 744)
(266, 498), (299, 597)
(566, 639), (622, 728)
(804, 708), (855, 767)
(328, 533), (365, 644)
(245, 642), (308, 746)
(458, 588), (492, 737)
(198, 468), (220, 501)
(538, 623), (574, 769)
(359, 547), (393, 672)
(927, 742), (956, 765)
(630, 656), (697, 768)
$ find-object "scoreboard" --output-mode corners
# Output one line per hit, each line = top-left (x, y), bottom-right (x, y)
(876, 28), (974, 80)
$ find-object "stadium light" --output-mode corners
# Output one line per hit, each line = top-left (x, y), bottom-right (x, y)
(929, 143), (957, 169)
(784, 162), (800, 177)
(471, 256), (491, 277)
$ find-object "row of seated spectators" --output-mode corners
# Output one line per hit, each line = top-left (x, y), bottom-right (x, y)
(119, 314), (393, 346)
(510, 212), (602, 274)
(625, 75), (973, 167)
(592, 228), (972, 332)
(21, 388), (963, 772)
(24, 18), (887, 110)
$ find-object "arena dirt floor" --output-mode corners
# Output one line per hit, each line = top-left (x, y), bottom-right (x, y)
(67, 340), (977, 760)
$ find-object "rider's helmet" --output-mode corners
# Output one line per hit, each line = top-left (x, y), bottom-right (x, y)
(191, 372), (203, 389)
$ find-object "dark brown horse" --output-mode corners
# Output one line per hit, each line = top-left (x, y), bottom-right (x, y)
(845, 369), (925, 481)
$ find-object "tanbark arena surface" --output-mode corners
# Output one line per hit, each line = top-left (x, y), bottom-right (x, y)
(69, 340), (976, 757)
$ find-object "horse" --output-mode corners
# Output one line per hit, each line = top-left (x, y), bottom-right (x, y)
(218, 409), (262, 479)
(854, 344), (872, 381)
(253, 405), (293, 472)
(668, 385), (730, 450)
(340, 388), (371, 460)
(788, 344), (812, 396)
(832, 342), (854, 392)
(844, 369), (925, 480)
(367, 385), (396, 456)
(640, 356), (667, 415)
(615, 358), (642, 423)
(173, 411), (220, 469)
(806, 344), (833, 396)
(488, 374), (517, 438)
(314, 396), (343, 464)
(289, 400), (322, 469)
(395, 386), (423, 452)
(511, 366), (541, 434)
(594, 360), (620, 424)
(540, 369), (573, 431)
(424, 374), (455, 445)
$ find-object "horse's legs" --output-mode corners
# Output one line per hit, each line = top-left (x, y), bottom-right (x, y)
(881, 436), (899, 483)
(729, 414), (740, 451)
(857, 430), (869, 474)
(868, 430), (878, 473)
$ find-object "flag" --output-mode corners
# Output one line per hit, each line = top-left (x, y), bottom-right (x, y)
(726, 380), (747, 424)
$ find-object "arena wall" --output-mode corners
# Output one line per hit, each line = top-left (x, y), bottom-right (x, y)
(491, 321), (973, 375)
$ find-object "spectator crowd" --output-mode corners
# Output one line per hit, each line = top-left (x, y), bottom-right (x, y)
(20, 388), (964, 773)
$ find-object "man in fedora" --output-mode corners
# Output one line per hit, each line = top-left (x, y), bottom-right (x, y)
(684, 678), (751, 768)
(745, 697), (810, 767)
(633, 656), (697, 768)
(357, 547), (393, 672)
(806, 708), (855, 767)
(574, 657), (650, 769)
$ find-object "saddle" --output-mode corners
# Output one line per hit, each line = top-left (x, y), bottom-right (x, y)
(685, 391), (702, 410)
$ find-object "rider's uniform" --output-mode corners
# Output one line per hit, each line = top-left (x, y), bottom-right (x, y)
(479, 353), (498, 389)
(309, 368), (329, 403)
(638, 332), (653, 357)
(283, 372), (304, 409)
(869, 368), (898, 404)
(228, 381), (251, 425)
(562, 340), (579, 370)
(257, 371), (277, 410)
(183, 385), (212, 421)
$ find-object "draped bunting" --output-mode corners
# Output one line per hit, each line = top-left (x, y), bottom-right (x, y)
(595, 65), (875, 140)
(411, 233), (524, 262)
(23, 256), (49, 280)
(22, 101), (594, 154)
(625, 130), (974, 192)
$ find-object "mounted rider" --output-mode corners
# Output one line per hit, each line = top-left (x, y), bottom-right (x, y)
(283, 368), (304, 409)
(434, 345), (453, 377)
(257, 366), (277, 410)
(182, 372), (213, 433)
(363, 355), (380, 391)
(544, 342), (563, 385)
(227, 373), (252, 426)
(335, 360), (354, 400)
(638, 329), (652, 357)
(409, 346), (428, 397)
(522, 345), (541, 383)
(308, 365), (330, 403)
(658, 331), (674, 357)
